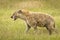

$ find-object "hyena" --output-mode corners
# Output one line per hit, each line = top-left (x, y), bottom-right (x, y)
(11, 9), (56, 35)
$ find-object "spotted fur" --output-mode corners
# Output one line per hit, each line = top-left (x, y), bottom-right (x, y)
(11, 9), (55, 35)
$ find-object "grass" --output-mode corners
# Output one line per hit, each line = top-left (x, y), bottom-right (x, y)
(0, 0), (60, 40)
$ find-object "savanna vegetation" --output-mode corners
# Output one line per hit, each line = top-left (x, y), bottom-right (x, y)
(0, 0), (60, 40)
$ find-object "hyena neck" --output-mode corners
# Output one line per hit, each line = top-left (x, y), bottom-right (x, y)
(23, 12), (31, 17)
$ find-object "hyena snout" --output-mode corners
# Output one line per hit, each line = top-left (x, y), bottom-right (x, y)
(11, 16), (13, 18)
(11, 15), (17, 20)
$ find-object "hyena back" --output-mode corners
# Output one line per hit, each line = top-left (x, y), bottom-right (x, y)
(11, 9), (55, 35)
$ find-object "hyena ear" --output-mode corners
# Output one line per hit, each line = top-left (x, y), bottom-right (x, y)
(18, 10), (22, 13)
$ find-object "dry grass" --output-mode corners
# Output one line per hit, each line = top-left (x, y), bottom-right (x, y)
(0, 0), (60, 40)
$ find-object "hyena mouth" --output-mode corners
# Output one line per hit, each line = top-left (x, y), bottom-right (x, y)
(14, 18), (17, 21)
(13, 16), (17, 21)
(11, 16), (17, 21)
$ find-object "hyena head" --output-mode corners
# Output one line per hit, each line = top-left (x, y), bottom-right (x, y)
(11, 9), (29, 20)
(11, 10), (23, 20)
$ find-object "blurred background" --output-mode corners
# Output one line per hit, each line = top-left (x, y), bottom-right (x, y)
(0, 0), (60, 40)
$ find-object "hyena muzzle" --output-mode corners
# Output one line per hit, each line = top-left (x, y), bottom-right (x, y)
(11, 9), (56, 35)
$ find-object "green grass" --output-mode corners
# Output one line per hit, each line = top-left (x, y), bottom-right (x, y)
(0, 0), (60, 40)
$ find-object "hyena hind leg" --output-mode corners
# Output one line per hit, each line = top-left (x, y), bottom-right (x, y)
(46, 27), (53, 35)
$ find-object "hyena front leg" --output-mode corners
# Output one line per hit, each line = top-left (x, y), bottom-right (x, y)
(26, 24), (31, 33)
